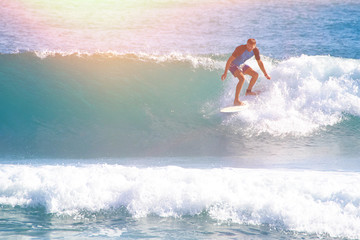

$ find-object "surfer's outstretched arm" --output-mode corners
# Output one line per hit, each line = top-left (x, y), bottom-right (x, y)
(257, 59), (271, 80)
(221, 56), (236, 81)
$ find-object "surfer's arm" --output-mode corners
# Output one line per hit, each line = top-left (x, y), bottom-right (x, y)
(257, 59), (271, 80)
(221, 56), (235, 81)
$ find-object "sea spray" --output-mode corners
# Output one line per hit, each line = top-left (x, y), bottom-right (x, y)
(1, 164), (360, 239)
(222, 55), (360, 136)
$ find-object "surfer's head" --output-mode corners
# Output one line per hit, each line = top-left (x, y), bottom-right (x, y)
(246, 38), (256, 51)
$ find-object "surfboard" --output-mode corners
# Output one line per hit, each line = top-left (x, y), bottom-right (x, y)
(220, 103), (248, 113)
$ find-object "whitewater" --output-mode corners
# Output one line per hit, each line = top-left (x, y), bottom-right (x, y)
(1, 0), (360, 239)
(1, 164), (360, 239)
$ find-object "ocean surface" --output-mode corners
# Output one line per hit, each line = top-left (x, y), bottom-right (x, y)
(1, 0), (360, 239)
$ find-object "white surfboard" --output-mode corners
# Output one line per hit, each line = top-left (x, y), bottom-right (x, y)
(220, 103), (248, 113)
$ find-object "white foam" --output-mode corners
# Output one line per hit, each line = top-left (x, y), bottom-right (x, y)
(90, 227), (126, 237)
(1, 164), (360, 239)
(31, 50), (223, 69)
(221, 55), (360, 136)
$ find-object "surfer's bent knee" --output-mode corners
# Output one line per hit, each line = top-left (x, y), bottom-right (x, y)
(236, 72), (245, 81)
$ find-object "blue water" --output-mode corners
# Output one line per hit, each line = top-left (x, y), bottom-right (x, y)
(1, 0), (360, 239)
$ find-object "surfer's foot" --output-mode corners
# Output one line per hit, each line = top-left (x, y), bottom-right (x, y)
(245, 89), (258, 96)
(234, 100), (245, 106)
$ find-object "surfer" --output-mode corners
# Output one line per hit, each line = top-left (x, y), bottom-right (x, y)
(221, 39), (271, 106)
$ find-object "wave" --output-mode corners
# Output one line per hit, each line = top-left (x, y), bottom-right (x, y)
(0, 164), (360, 239)
(0, 52), (360, 157)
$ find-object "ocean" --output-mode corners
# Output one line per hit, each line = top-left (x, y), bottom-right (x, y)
(1, 0), (360, 239)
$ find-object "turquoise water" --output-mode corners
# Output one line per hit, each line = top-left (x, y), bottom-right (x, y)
(1, 0), (360, 239)
(1, 53), (359, 164)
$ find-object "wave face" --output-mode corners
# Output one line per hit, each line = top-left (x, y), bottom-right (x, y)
(0, 52), (360, 158)
(1, 164), (360, 239)
(0, 52), (222, 157)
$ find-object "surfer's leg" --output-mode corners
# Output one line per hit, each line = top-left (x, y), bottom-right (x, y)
(244, 66), (259, 95)
(234, 70), (246, 106)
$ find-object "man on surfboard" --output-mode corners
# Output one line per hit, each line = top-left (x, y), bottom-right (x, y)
(221, 39), (271, 106)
